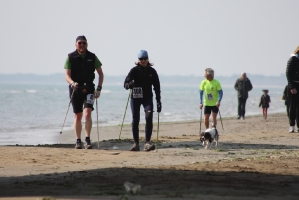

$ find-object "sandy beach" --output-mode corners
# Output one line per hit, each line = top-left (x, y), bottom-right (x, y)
(0, 112), (299, 200)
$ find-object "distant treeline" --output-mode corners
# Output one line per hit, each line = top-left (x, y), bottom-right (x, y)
(0, 73), (287, 87)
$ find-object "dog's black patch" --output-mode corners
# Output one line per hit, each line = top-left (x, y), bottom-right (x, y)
(203, 132), (212, 143)
(200, 132), (205, 142)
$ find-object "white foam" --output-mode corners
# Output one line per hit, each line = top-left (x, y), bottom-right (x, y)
(101, 89), (111, 93)
(26, 89), (37, 93)
(9, 90), (22, 94)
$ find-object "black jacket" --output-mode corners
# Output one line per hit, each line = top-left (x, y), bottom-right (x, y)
(259, 94), (271, 108)
(234, 78), (253, 99)
(124, 65), (161, 102)
(286, 55), (299, 89)
(68, 50), (96, 85)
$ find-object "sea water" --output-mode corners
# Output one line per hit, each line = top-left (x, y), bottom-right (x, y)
(0, 83), (286, 145)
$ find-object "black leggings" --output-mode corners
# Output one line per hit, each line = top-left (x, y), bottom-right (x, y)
(130, 98), (153, 144)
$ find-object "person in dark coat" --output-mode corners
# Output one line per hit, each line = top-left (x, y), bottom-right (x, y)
(123, 50), (161, 151)
(286, 45), (299, 133)
(234, 72), (253, 120)
(259, 89), (271, 119)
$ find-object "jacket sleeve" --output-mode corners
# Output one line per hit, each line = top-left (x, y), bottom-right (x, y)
(283, 85), (288, 101)
(286, 57), (295, 89)
(124, 68), (134, 89)
(247, 79), (253, 91)
(234, 79), (238, 91)
(259, 96), (262, 107)
(152, 69), (161, 102)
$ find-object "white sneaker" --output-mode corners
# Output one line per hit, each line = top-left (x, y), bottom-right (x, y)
(289, 126), (294, 133)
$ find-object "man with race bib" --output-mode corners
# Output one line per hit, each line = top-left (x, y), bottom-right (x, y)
(199, 68), (223, 129)
(64, 35), (104, 149)
(124, 50), (161, 151)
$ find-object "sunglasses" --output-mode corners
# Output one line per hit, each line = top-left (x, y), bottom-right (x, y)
(78, 42), (87, 45)
(139, 57), (148, 61)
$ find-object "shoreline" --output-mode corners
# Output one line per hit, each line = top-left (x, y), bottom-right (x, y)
(1, 112), (289, 147)
(0, 112), (286, 146)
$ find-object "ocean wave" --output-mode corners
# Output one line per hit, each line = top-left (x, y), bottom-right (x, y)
(26, 89), (37, 93)
(9, 90), (22, 94)
(101, 89), (111, 93)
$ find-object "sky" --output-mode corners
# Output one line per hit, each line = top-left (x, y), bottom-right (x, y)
(0, 0), (298, 77)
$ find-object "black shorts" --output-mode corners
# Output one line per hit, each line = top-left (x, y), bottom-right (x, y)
(204, 106), (219, 114)
(69, 85), (95, 113)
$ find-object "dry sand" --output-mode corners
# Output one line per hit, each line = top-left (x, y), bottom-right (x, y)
(0, 113), (298, 200)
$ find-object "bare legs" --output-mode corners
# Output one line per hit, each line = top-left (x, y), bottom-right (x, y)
(74, 108), (92, 139)
(204, 112), (218, 129)
(262, 108), (268, 119)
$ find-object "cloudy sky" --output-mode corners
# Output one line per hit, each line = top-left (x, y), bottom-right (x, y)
(0, 0), (298, 77)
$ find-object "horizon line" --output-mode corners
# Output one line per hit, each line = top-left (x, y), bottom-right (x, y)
(0, 73), (286, 77)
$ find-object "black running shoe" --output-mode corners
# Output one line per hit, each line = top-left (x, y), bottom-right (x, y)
(75, 140), (82, 149)
(85, 137), (92, 149)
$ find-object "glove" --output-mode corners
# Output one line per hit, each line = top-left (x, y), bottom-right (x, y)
(95, 86), (102, 98)
(70, 82), (78, 90)
(157, 101), (162, 113)
(125, 81), (134, 90)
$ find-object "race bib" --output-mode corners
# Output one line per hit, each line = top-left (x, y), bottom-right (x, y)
(207, 93), (214, 100)
(86, 94), (95, 105)
(132, 87), (143, 98)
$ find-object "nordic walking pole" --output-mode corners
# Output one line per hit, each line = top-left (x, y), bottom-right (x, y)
(156, 112), (160, 151)
(96, 98), (100, 149)
(218, 109), (224, 130)
(60, 89), (75, 134)
(199, 107), (202, 135)
(119, 89), (131, 140)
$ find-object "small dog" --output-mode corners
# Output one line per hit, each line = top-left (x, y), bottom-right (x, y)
(200, 125), (219, 150)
